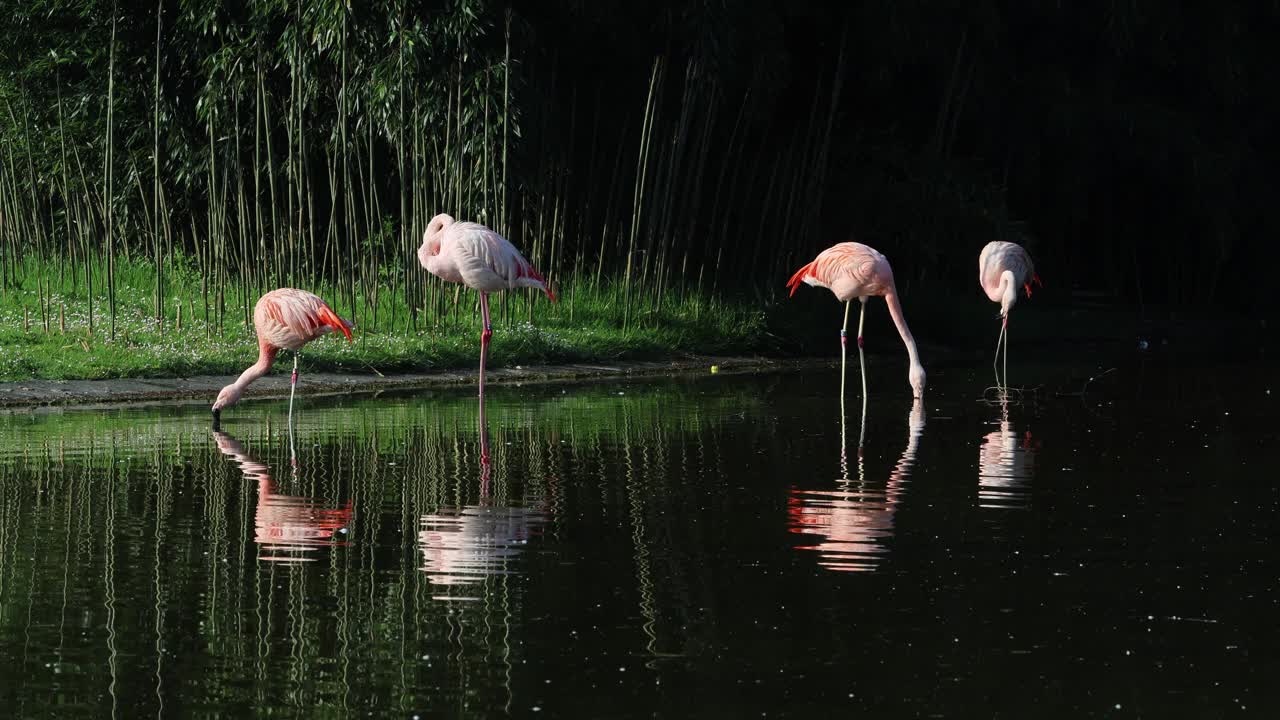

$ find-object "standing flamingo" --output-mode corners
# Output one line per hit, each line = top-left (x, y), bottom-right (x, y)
(417, 214), (556, 399)
(211, 288), (353, 426)
(978, 241), (1041, 390)
(786, 242), (926, 399)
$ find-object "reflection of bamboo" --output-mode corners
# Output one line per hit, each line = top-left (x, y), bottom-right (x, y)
(152, 444), (170, 717)
(623, 413), (660, 657)
(104, 447), (119, 720)
(790, 400), (926, 573)
(55, 472), (76, 679)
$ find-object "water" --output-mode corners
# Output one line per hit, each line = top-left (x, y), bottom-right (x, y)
(0, 358), (1275, 717)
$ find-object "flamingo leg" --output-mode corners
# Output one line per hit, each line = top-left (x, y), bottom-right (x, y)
(858, 298), (868, 401)
(839, 300), (851, 399)
(288, 352), (299, 427)
(1003, 314), (1009, 393)
(993, 318), (1007, 392)
(478, 292), (493, 399)
(857, 296), (866, 349)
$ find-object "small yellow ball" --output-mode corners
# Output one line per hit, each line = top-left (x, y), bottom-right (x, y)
(710, 365), (720, 374)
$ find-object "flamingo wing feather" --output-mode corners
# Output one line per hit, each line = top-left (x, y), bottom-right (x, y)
(449, 222), (555, 300)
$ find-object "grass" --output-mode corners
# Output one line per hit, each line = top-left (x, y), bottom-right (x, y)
(0, 256), (772, 382)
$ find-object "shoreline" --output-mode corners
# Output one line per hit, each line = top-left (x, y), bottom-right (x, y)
(0, 355), (831, 411)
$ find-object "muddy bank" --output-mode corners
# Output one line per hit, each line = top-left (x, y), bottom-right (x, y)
(0, 355), (829, 410)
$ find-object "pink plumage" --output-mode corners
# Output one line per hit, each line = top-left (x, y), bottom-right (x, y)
(254, 288), (353, 350)
(787, 242), (895, 301)
(978, 241), (1040, 312)
(419, 214), (555, 301)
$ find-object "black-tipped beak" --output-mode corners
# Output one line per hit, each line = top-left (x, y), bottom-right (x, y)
(212, 408), (221, 430)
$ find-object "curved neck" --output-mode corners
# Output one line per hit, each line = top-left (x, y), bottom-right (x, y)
(999, 270), (1017, 310)
(234, 344), (278, 392)
(883, 292), (922, 372)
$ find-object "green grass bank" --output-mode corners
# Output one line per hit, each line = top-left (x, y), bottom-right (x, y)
(0, 257), (775, 382)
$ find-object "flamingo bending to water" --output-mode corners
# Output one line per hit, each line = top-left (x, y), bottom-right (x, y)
(978, 241), (1040, 390)
(418, 214), (556, 399)
(211, 288), (353, 425)
(787, 242), (926, 399)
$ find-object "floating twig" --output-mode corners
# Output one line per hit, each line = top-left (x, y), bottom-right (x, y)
(1054, 367), (1117, 398)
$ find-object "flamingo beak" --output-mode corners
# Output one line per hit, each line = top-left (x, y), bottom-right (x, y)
(212, 407), (221, 430)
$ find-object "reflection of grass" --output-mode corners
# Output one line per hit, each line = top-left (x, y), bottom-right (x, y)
(0, 378), (764, 456)
(0, 257), (771, 382)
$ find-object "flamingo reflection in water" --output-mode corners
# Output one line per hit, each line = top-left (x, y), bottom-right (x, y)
(977, 399), (1038, 510)
(213, 431), (352, 563)
(788, 396), (926, 573)
(418, 399), (548, 598)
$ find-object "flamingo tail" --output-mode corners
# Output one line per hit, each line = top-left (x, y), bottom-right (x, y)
(786, 261), (816, 298)
(317, 304), (354, 342)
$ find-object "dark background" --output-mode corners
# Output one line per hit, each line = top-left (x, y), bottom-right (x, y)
(515, 0), (1275, 304)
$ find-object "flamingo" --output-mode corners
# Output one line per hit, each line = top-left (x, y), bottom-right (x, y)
(978, 241), (1041, 390)
(786, 242), (926, 399)
(417, 214), (556, 399)
(211, 288), (353, 426)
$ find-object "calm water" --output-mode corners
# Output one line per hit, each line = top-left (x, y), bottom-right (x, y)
(0, 358), (1276, 718)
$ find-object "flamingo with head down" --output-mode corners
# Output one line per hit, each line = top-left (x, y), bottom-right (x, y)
(787, 242), (926, 400)
(978, 241), (1041, 391)
(211, 288), (352, 426)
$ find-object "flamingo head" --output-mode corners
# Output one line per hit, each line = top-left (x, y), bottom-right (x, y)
(213, 384), (243, 415)
(909, 363), (927, 399)
(418, 213), (454, 268)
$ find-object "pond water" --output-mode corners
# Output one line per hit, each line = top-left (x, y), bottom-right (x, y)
(0, 357), (1276, 718)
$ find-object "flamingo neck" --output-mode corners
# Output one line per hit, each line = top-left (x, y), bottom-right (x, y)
(999, 270), (1017, 314)
(233, 344), (278, 393)
(884, 291), (922, 373)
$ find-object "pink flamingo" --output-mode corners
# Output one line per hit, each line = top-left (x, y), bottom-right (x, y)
(787, 242), (925, 399)
(211, 288), (353, 425)
(418, 214), (556, 399)
(978, 241), (1041, 389)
